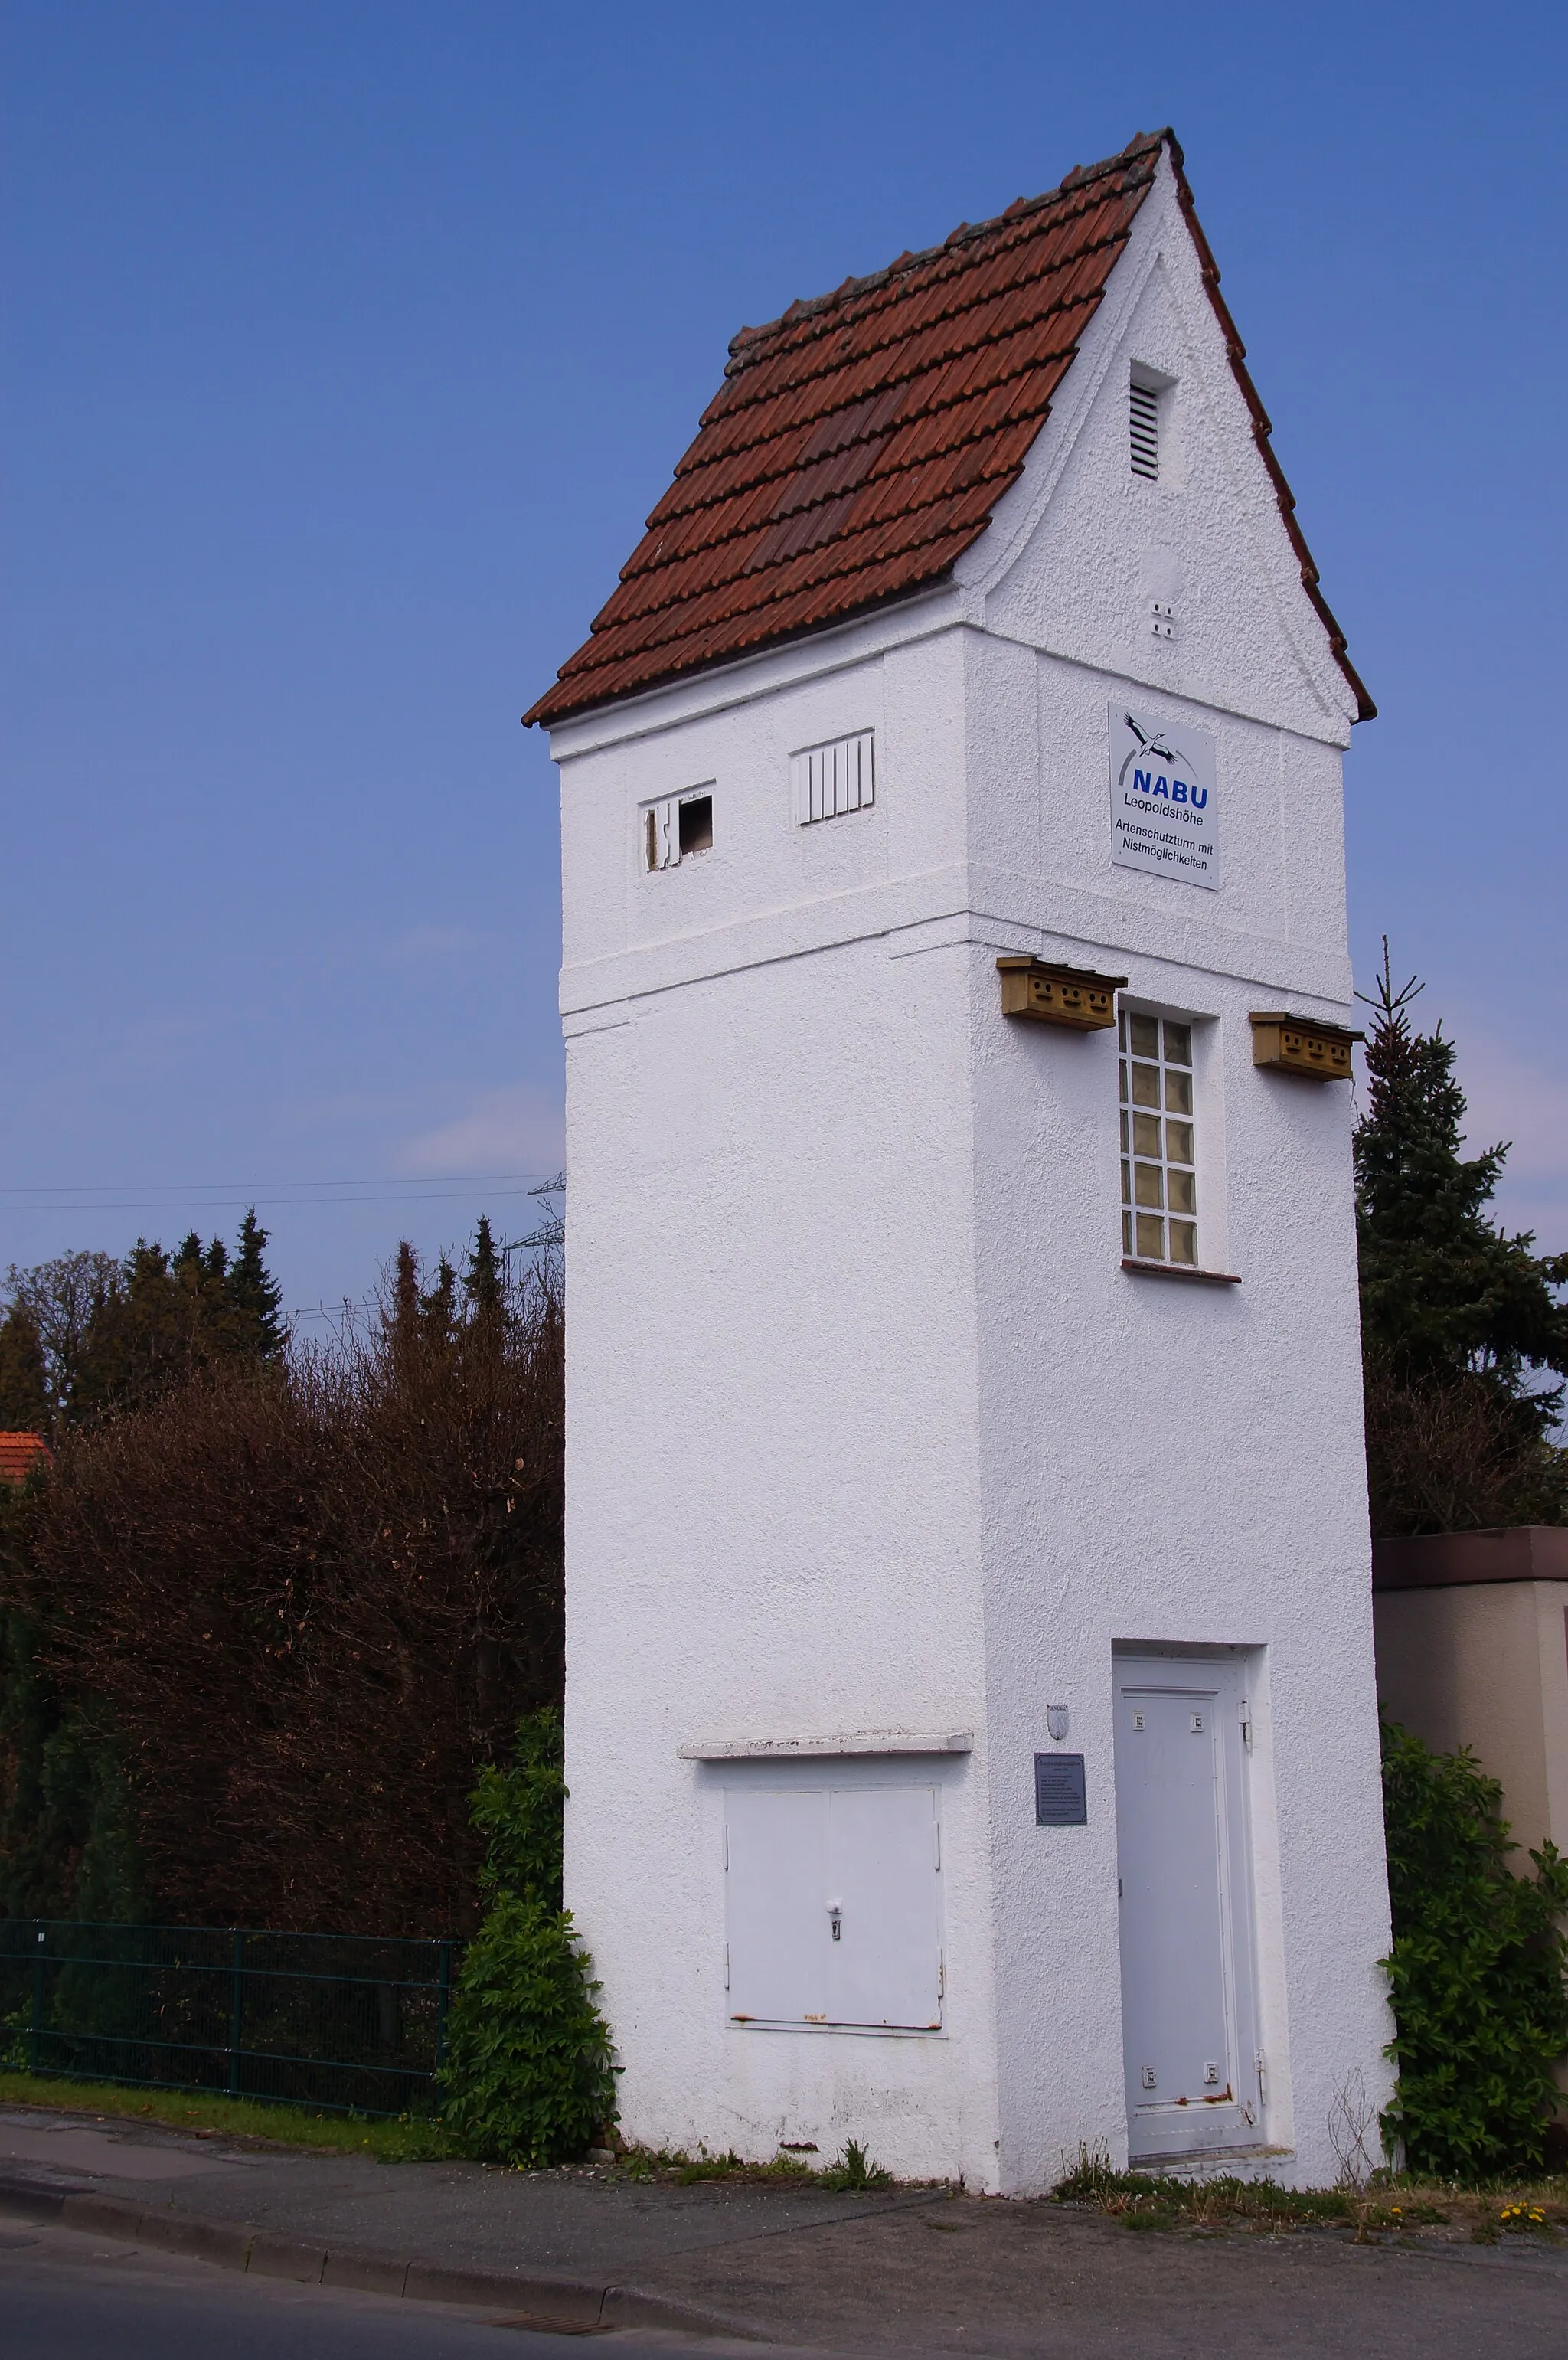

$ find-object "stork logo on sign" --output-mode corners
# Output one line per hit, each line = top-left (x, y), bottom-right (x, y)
(1108, 704), (1220, 890)
(1116, 715), (1208, 810)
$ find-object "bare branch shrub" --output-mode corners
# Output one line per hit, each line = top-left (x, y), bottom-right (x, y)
(9, 1254), (563, 1935)
(1363, 1352), (1568, 1537)
(1328, 2066), (1380, 2190)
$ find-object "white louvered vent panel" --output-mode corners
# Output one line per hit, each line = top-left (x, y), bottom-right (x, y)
(792, 730), (875, 826)
(1129, 381), (1160, 481)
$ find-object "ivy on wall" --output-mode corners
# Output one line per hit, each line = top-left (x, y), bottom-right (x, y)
(441, 1710), (617, 2166)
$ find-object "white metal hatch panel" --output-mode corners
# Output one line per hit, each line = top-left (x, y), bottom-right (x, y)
(724, 1789), (827, 2025)
(724, 1786), (941, 2030)
(1112, 1656), (1259, 2157)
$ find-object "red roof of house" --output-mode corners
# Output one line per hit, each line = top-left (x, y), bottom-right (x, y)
(525, 129), (1371, 729)
(0, 1432), (50, 1486)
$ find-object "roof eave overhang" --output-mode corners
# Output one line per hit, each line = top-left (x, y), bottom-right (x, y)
(538, 577), (971, 760)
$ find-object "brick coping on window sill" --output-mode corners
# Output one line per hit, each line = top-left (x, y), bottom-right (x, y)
(1121, 1257), (1241, 1286)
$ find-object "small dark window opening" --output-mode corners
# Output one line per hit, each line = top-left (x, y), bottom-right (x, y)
(679, 793), (714, 856)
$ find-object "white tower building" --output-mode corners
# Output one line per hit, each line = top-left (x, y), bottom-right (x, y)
(527, 129), (1393, 2192)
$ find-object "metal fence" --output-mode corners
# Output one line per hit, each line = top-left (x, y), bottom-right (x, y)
(0, 1920), (459, 2118)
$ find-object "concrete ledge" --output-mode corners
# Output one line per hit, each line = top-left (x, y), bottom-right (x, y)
(601, 2281), (742, 2333)
(247, 2231), (329, 2283)
(320, 2249), (411, 2298)
(1372, 1526), (1568, 1591)
(58, 2193), (142, 2240)
(403, 2259), (606, 2322)
(129, 2208), (255, 2272)
(0, 2175), (68, 2224)
(0, 2175), (730, 2336)
(680, 1728), (973, 1760)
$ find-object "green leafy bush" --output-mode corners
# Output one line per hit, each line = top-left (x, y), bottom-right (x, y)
(1380, 1718), (1568, 2179)
(442, 1710), (616, 2168)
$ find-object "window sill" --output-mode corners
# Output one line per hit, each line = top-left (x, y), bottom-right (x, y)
(1121, 1258), (1241, 1286)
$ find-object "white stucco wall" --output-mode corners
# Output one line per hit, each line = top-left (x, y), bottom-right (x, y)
(547, 145), (1393, 2192)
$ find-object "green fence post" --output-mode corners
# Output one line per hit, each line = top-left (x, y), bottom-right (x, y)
(436, 1942), (452, 2078)
(228, 1930), (244, 2098)
(29, 1925), (45, 2076)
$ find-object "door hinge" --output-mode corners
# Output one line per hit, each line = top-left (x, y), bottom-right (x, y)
(933, 1822), (942, 1871)
(1240, 1698), (1253, 1752)
(938, 1947), (946, 1997)
(724, 1943), (730, 1990)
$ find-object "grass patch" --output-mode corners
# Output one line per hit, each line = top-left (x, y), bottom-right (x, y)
(613, 2139), (896, 2191)
(1051, 2143), (1568, 2240)
(818, 2139), (893, 2191)
(0, 2071), (453, 2162)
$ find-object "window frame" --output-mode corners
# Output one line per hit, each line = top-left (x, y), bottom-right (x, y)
(1119, 1008), (1200, 1270)
(641, 784), (715, 873)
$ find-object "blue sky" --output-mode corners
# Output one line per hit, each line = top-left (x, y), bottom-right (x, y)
(4, 1), (1564, 1326)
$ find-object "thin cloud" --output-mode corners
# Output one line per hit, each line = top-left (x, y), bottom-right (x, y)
(394, 1084), (564, 1179)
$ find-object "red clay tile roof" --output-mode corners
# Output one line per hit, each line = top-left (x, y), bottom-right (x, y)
(0, 1431), (50, 1486)
(526, 129), (1371, 727)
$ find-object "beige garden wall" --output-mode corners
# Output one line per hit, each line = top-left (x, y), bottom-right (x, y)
(1374, 1558), (1568, 1859)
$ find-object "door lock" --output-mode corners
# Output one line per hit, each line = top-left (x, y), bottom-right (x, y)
(828, 1903), (842, 1943)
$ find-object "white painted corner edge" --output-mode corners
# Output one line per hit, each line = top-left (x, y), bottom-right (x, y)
(678, 1730), (975, 1761)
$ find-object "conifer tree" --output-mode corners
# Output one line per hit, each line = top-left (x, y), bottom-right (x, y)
(227, 1211), (286, 1358)
(70, 1241), (193, 1421)
(465, 1216), (505, 1319)
(1355, 947), (1568, 1531)
(4, 1214), (288, 1433)
(389, 1240), (422, 1368)
(0, 1305), (48, 1433)
(422, 1254), (458, 1346)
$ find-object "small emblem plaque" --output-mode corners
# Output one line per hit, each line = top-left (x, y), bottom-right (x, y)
(1034, 1751), (1087, 1826)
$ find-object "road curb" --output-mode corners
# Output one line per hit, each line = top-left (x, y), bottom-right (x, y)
(0, 2175), (735, 2336)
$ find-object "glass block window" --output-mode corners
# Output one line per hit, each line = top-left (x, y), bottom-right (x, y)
(1119, 1012), (1197, 1267)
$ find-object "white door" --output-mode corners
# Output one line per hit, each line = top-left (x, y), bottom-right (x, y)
(725, 1786), (942, 2030)
(1112, 1656), (1259, 2159)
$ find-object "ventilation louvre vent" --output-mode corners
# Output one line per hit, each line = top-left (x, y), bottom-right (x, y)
(792, 730), (875, 825)
(1130, 381), (1159, 480)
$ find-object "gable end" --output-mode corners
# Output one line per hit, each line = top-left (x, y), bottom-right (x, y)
(526, 131), (1372, 728)
(1165, 140), (1374, 721)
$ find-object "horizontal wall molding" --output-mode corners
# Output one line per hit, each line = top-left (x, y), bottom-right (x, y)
(679, 1730), (974, 1762)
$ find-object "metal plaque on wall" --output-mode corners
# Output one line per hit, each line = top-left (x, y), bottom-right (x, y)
(1109, 705), (1219, 890)
(1034, 1752), (1087, 1826)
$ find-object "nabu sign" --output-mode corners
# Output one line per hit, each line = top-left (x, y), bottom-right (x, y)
(1109, 707), (1219, 891)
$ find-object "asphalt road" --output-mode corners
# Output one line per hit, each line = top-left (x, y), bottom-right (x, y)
(0, 2221), (835, 2360)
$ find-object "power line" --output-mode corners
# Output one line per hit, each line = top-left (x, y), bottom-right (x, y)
(0, 1172), (558, 1192)
(0, 1175), (563, 1214)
